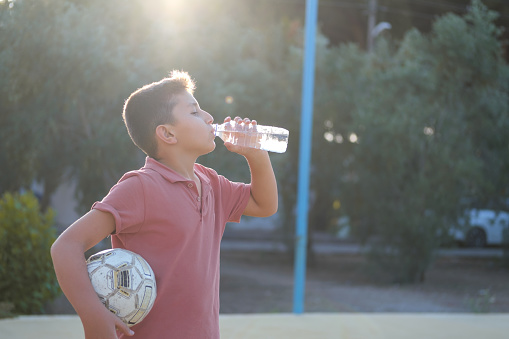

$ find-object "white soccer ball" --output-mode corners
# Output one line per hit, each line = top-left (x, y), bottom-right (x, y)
(86, 248), (157, 327)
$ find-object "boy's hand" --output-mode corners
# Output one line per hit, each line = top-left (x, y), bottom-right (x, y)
(222, 116), (278, 218)
(222, 116), (265, 156)
(51, 209), (131, 339)
(82, 307), (134, 338)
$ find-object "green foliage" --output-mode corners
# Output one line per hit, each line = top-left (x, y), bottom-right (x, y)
(0, 0), (304, 213)
(0, 0), (144, 212)
(0, 302), (15, 319)
(465, 288), (496, 313)
(0, 0), (508, 284)
(328, 0), (509, 283)
(0, 192), (60, 315)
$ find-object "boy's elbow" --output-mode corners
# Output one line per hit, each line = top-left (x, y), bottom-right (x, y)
(263, 211), (277, 218)
(50, 236), (70, 262)
(261, 202), (278, 218)
(246, 194), (278, 218)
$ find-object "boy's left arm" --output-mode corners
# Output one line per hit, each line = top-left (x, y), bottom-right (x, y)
(243, 150), (278, 217)
(223, 117), (278, 217)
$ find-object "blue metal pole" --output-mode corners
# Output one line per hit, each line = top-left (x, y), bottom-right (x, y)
(293, 0), (318, 314)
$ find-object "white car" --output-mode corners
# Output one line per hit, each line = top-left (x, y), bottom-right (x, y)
(452, 209), (509, 247)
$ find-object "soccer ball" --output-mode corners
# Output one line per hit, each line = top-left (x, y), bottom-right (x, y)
(86, 248), (157, 327)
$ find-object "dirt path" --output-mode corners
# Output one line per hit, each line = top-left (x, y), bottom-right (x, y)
(219, 251), (509, 314)
(46, 248), (509, 315)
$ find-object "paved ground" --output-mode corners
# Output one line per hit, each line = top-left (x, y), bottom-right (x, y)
(1, 313), (509, 339)
(221, 225), (505, 258)
(16, 227), (506, 338)
(220, 238), (504, 257)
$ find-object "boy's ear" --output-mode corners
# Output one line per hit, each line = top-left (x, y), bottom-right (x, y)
(155, 124), (177, 145)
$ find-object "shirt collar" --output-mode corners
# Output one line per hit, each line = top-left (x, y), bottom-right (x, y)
(143, 157), (211, 190)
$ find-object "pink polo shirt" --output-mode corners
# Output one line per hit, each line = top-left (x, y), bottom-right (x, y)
(92, 157), (251, 339)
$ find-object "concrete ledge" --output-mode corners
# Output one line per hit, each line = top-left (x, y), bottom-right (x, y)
(1, 313), (509, 339)
(0, 315), (83, 339)
(221, 313), (509, 339)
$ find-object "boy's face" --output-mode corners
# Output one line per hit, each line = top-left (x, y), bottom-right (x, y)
(167, 91), (216, 155)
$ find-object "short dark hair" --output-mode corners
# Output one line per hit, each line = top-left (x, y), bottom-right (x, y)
(122, 70), (196, 158)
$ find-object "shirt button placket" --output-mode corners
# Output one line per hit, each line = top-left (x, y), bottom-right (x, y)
(186, 182), (201, 212)
(197, 196), (202, 216)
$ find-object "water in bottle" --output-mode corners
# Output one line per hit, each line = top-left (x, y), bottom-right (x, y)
(213, 121), (289, 153)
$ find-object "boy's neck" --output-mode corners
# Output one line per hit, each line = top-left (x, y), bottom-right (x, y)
(156, 154), (198, 181)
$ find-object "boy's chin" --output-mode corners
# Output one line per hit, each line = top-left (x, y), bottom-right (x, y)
(204, 142), (216, 154)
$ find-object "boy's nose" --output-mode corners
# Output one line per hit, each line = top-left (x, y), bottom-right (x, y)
(205, 111), (214, 124)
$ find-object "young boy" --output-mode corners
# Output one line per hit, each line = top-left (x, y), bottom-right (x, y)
(51, 70), (278, 339)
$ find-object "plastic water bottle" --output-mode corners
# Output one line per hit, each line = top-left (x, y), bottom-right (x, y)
(213, 121), (289, 153)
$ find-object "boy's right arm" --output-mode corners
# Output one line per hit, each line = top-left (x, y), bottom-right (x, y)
(51, 209), (134, 338)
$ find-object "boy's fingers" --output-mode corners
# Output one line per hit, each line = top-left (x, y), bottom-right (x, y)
(115, 319), (135, 337)
(224, 142), (235, 151)
(224, 142), (262, 155)
(224, 142), (243, 154)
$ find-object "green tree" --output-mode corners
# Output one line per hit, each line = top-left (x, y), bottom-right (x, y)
(1, 0), (305, 215)
(331, 0), (509, 282)
(0, 0), (145, 211)
(2, 0), (507, 283)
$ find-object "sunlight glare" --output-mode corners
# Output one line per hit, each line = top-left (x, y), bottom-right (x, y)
(423, 127), (434, 136)
(140, 0), (190, 30)
(349, 133), (358, 143)
(324, 132), (334, 143)
(335, 134), (343, 144)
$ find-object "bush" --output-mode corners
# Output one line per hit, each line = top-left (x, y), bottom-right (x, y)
(0, 191), (60, 315)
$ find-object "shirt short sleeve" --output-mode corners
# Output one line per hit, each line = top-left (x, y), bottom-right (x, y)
(217, 174), (251, 223)
(92, 173), (145, 235)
